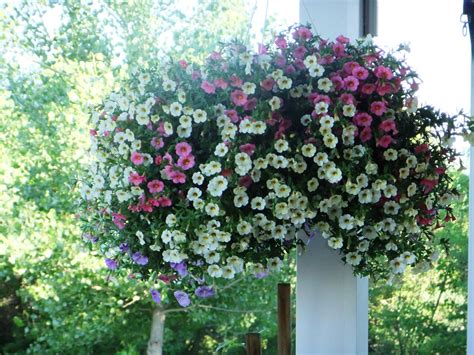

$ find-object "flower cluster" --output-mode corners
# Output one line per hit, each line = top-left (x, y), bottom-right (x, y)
(80, 25), (462, 305)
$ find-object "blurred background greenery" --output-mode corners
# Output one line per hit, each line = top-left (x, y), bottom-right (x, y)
(0, 0), (468, 354)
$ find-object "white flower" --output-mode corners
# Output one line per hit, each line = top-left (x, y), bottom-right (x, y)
(346, 252), (362, 266)
(179, 115), (192, 127)
(314, 152), (329, 166)
(237, 221), (252, 235)
(267, 257), (283, 272)
(277, 76), (292, 90)
(407, 183), (417, 197)
(275, 139), (289, 153)
(275, 183), (291, 198)
(253, 121), (267, 134)
(192, 172), (204, 185)
(326, 167), (342, 184)
(307, 177), (319, 192)
(383, 149), (398, 161)
(406, 155), (417, 168)
(342, 104), (356, 117)
(314, 101), (328, 114)
(365, 162), (378, 175)
(136, 231), (145, 246)
(187, 187), (202, 201)
(163, 249), (184, 263)
(399, 167), (409, 179)
(301, 143), (316, 157)
(274, 202), (290, 219)
(251, 197), (266, 210)
(239, 118), (253, 133)
(320, 115), (334, 128)
(136, 113), (150, 125)
(323, 134), (338, 148)
(165, 214), (177, 226)
(208, 264), (223, 278)
(222, 265), (236, 279)
(193, 109), (207, 123)
(207, 176), (228, 197)
(242, 82), (256, 95)
(269, 96), (281, 111)
(317, 78), (333, 93)
(358, 189), (373, 204)
(272, 225), (287, 240)
(390, 257), (406, 274)
(214, 143), (228, 157)
(383, 184), (397, 198)
(339, 214), (355, 230)
(234, 193), (249, 208)
(162, 79), (176, 91)
(384, 201), (400, 215)
(385, 242), (398, 251)
(116, 190), (132, 202)
(401, 252), (416, 265)
(309, 64), (324, 77)
(328, 237), (343, 249)
(303, 55), (318, 69)
(205, 203), (220, 217)
(169, 102), (182, 117)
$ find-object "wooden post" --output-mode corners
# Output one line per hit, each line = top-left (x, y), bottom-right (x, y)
(278, 283), (291, 355)
(245, 333), (262, 355)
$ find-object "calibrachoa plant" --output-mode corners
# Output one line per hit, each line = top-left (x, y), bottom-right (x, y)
(80, 25), (465, 306)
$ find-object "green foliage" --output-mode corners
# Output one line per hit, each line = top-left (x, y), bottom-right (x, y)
(369, 172), (468, 354)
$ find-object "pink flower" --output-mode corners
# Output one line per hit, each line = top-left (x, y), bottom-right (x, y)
(361, 83), (376, 95)
(420, 178), (438, 194)
(352, 66), (369, 80)
(374, 65), (393, 80)
(112, 213), (126, 230)
(331, 75), (344, 91)
(340, 93), (355, 105)
(151, 137), (164, 149)
(154, 155), (163, 165)
(175, 142), (192, 157)
(147, 179), (164, 193)
(231, 90), (248, 107)
(177, 155), (195, 170)
(376, 135), (393, 148)
(239, 175), (253, 188)
(332, 42), (345, 57)
(343, 76), (359, 92)
(157, 122), (171, 137)
(414, 144), (429, 154)
(285, 65), (296, 75)
(360, 127), (372, 142)
(275, 36), (287, 49)
(239, 143), (256, 156)
(244, 98), (257, 111)
(343, 61), (359, 74)
(209, 51), (222, 61)
(178, 59), (188, 68)
(230, 75), (243, 87)
(192, 70), (201, 80)
(214, 78), (228, 89)
(293, 46), (307, 59)
(353, 112), (373, 127)
(336, 35), (350, 44)
(131, 152), (144, 165)
(261, 78), (275, 91)
(170, 170), (186, 184)
(275, 55), (286, 67)
(379, 119), (398, 134)
(258, 43), (267, 54)
(158, 196), (172, 207)
(376, 83), (392, 96)
(225, 109), (239, 123)
(293, 26), (312, 41)
(129, 172), (146, 186)
(201, 80), (216, 94)
(370, 101), (387, 116)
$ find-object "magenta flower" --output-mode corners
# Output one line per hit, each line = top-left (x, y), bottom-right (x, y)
(343, 76), (359, 92)
(176, 154), (195, 170)
(151, 137), (164, 149)
(293, 46), (307, 59)
(239, 143), (256, 156)
(361, 83), (376, 95)
(360, 127), (372, 142)
(374, 65), (393, 80)
(128, 172), (146, 186)
(353, 113), (373, 127)
(353, 66), (369, 80)
(170, 170), (186, 184)
(332, 42), (345, 57)
(230, 75), (243, 87)
(260, 78), (275, 91)
(231, 90), (248, 106)
(157, 196), (172, 207)
(376, 135), (393, 148)
(379, 119), (398, 134)
(175, 142), (192, 157)
(201, 80), (216, 94)
(131, 151), (144, 165)
(174, 291), (191, 307)
(112, 213), (126, 230)
(214, 78), (228, 89)
(370, 101), (387, 116)
(275, 36), (287, 49)
(147, 179), (164, 193)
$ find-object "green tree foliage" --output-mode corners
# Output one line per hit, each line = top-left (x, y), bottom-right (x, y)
(369, 172), (468, 354)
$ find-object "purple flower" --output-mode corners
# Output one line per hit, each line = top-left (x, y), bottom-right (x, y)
(105, 258), (118, 270)
(195, 286), (215, 298)
(119, 243), (129, 253)
(174, 290), (191, 307)
(132, 252), (148, 265)
(83, 233), (98, 243)
(150, 288), (161, 304)
(255, 271), (269, 279)
(170, 261), (188, 277)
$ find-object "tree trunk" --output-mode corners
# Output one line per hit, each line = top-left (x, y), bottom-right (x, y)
(147, 307), (165, 355)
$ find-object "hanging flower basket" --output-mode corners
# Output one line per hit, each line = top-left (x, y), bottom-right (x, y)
(80, 25), (465, 305)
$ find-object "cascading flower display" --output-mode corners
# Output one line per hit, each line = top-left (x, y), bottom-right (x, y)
(80, 25), (464, 306)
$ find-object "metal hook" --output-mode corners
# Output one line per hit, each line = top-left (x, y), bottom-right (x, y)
(461, 13), (470, 37)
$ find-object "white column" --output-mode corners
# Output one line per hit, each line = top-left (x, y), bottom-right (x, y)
(468, 50), (474, 355)
(297, 1), (369, 354)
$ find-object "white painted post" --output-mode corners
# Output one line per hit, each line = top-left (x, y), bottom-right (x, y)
(468, 36), (474, 355)
(297, 1), (369, 354)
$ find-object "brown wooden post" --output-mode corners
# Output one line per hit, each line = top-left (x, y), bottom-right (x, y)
(245, 333), (262, 355)
(278, 283), (291, 355)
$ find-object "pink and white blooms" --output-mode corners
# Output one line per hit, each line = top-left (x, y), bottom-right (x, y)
(80, 25), (463, 305)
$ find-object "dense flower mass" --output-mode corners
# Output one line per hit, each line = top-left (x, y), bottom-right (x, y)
(80, 25), (464, 305)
